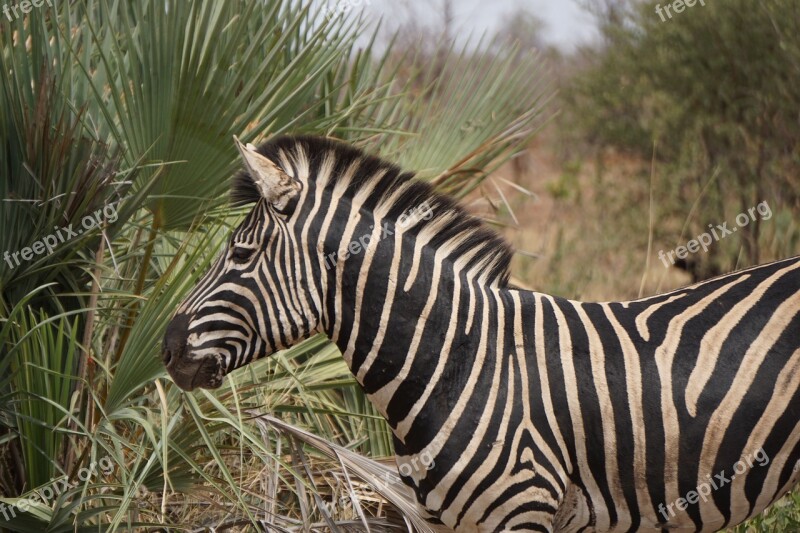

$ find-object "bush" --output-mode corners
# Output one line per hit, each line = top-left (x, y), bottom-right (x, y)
(566, 0), (800, 279)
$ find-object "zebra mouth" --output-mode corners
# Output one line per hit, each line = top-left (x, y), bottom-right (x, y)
(162, 313), (227, 391)
(165, 352), (225, 391)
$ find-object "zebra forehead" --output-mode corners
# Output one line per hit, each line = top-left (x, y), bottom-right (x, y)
(230, 134), (514, 287)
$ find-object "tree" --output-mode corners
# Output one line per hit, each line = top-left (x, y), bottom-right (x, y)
(567, 0), (800, 279)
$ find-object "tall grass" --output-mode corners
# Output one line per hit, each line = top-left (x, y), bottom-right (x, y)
(0, 1), (549, 530)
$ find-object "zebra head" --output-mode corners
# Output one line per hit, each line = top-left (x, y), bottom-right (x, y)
(162, 137), (317, 390)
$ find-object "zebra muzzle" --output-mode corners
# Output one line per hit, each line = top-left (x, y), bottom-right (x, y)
(165, 352), (225, 391)
(162, 314), (225, 391)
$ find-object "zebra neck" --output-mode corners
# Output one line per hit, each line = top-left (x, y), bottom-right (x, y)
(323, 233), (509, 435)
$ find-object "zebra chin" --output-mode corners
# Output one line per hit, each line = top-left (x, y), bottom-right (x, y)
(164, 352), (226, 391)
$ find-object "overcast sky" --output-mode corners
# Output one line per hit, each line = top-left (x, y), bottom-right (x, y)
(360, 0), (600, 52)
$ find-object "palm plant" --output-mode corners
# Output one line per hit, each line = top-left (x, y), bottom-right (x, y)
(0, 1), (550, 531)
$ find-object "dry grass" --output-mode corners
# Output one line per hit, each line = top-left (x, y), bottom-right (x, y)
(142, 412), (442, 533)
(467, 127), (705, 301)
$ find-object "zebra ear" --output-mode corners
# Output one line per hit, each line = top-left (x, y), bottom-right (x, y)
(233, 136), (300, 210)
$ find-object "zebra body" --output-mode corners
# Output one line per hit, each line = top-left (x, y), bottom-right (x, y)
(163, 135), (800, 532)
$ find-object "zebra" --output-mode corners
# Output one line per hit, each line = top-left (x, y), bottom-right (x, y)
(162, 134), (800, 532)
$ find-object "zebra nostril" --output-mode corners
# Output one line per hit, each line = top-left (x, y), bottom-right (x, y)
(163, 313), (191, 368)
(163, 347), (173, 367)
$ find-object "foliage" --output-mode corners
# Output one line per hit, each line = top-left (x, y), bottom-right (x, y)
(565, 0), (800, 279)
(0, 0), (549, 530)
(730, 489), (800, 533)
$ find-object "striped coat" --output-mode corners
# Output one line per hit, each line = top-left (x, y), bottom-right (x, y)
(163, 135), (800, 532)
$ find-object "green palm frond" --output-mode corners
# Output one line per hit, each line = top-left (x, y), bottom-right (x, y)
(0, 1), (552, 530)
(79, 0), (403, 230)
(374, 40), (552, 198)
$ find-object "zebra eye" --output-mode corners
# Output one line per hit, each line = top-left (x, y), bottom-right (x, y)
(230, 246), (255, 264)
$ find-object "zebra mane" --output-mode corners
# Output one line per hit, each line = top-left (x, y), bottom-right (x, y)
(232, 135), (513, 287)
